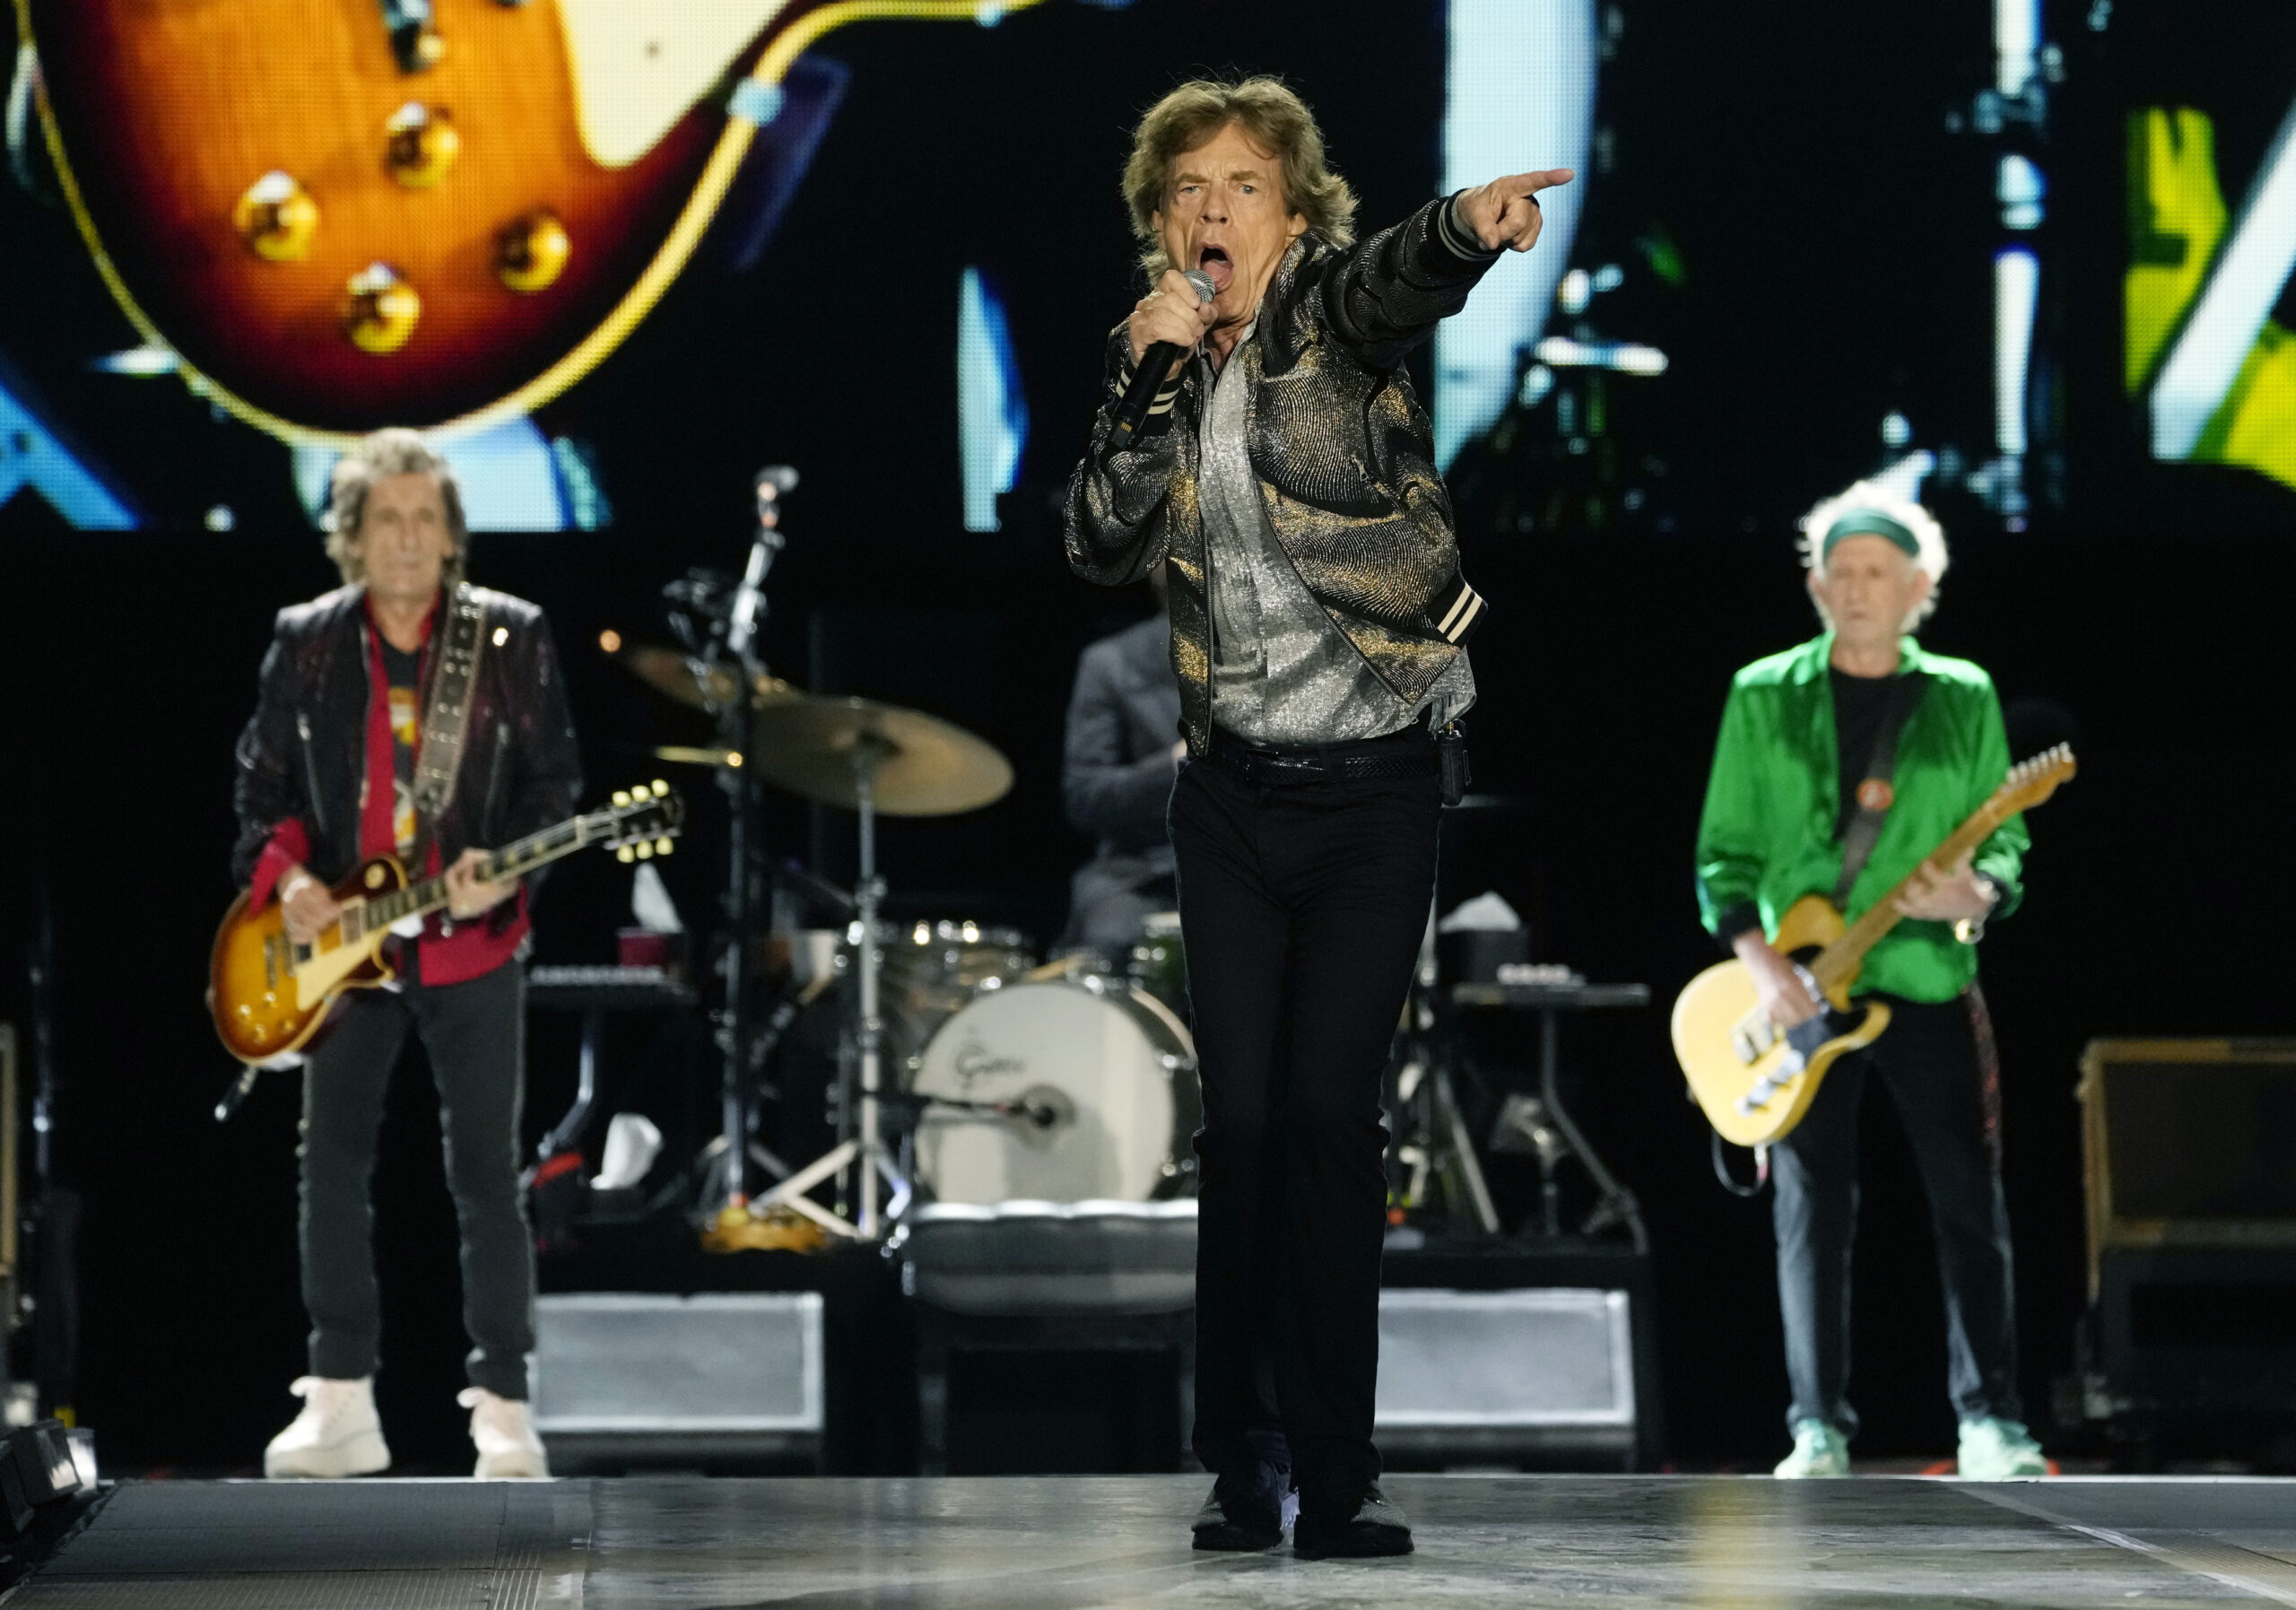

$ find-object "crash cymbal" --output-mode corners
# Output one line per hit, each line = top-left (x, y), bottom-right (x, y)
(747, 695), (1013, 817)
(609, 640), (796, 711)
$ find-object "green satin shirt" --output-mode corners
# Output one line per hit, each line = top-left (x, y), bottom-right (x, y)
(1693, 632), (2028, 1004)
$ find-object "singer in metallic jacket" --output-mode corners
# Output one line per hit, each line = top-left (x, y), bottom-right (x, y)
(1063, 183), (1508, 754)
(1061, 75), (1571, 1562)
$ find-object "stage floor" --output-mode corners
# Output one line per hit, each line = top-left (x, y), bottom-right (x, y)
(12, 1474), (2296, 1607)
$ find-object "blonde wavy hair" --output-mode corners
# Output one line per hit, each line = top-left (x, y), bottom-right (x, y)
(1124, 76), (1358, 280)
(325, 427), (468, 591)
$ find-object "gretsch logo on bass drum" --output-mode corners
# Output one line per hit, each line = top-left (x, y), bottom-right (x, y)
(954, 1040), (1025, 1084)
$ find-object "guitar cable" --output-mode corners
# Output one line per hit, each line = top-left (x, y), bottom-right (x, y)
(1710, 1132), (1770, 1198)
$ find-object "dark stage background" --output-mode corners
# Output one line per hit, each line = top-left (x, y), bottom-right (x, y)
(2, 0), (2292, 1472)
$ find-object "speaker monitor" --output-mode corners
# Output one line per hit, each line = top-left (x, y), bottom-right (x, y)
(532, 1292), (824, 1471)
(1373, 1287), (1638, 1466)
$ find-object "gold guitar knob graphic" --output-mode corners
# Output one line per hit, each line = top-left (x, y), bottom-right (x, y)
(233, 171), (319, 261)
(343, 264), (421, 353)
(384, 102), (460, 188)
(495, 210), (570, 292)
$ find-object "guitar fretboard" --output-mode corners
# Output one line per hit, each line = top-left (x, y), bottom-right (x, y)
(1808, 744), (2073, 990)
(361, 817), (596, 929)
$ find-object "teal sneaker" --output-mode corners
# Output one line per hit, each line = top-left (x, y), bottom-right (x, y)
(1773, 1418), (1850, 1478)
(1958, 1416), (2048, 1479)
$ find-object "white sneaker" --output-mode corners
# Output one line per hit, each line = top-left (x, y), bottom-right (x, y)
(1958, 1415), (2048, 1479)
(459, 1388), (549, 1479)
(1773, 1418), (1851, 1478)
(265, 1376), (390, 1479)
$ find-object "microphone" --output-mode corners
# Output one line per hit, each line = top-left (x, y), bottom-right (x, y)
(727, 466), (796, 661)
(1105, 268), (1216, 454)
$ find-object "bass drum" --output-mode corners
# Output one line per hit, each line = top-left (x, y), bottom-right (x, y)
(909, 977), (1199, 1205)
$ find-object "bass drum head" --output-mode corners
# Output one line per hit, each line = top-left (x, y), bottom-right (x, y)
(910, 979), (1196, 1205)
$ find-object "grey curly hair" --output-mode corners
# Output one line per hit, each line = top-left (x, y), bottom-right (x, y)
(325, 427), (468, 590)
(1124, 75), (1358, 280)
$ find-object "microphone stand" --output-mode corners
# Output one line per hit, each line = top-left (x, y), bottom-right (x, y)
(707, 468), (794, 1215)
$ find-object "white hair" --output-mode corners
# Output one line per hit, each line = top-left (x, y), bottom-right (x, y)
(1797, 479), (1949, 633)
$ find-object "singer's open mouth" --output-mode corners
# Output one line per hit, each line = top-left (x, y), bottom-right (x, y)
(1197, 245), (1233, 296)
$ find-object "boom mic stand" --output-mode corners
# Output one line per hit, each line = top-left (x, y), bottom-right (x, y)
(700, 466), (795, 1217)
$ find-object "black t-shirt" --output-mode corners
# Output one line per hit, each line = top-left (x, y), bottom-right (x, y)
(380, 640), (422, 856)
(1831, 667), (1895, 842)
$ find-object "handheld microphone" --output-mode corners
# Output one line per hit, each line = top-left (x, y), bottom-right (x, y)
(1105, 268), (1216, 454)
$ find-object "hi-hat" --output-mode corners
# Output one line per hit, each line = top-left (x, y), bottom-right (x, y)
(610, 640), (797, 711)
(748, 695), (1012, 817)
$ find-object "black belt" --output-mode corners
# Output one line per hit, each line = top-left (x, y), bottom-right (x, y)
(1204, 727), (1439, 788)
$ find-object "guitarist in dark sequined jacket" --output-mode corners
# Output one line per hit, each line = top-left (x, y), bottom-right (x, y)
(230, 429), (577, 1482)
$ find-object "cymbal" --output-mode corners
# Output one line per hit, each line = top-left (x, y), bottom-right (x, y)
(747, 695), (1013, 817)
(612, 640), (797, 711)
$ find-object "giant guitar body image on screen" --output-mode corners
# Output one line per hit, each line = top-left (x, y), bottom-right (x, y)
(14, 0), (1051, 443)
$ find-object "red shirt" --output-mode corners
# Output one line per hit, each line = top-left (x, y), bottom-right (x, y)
(250, 594), (526, 986)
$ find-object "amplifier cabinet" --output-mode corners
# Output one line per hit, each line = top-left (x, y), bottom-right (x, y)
(532, 1292), (824, 1472)
(2078, 1038), (2296, 1297)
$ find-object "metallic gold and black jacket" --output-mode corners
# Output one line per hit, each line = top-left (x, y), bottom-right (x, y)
(1063, 196), (1497, 754)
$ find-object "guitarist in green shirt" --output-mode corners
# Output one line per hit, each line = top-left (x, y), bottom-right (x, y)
(1693, 482), (2048, 1481)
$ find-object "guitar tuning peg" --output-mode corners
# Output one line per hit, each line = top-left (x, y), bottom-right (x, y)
(617, 846), (636, 864)
(651, 779), (669, 796)
(635, 842), (655, 859)
(655, 838), (674, 856)
(631, 784), (652, 802)
(613, 789), (631, 807)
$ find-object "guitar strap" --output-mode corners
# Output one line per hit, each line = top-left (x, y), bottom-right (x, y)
(409, 582), (489, 863)
(1831, 670), (1927, 909)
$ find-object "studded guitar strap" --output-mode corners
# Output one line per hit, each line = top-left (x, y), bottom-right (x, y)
(408, 582), (489, 862)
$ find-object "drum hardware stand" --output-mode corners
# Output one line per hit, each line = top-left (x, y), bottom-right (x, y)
(1530, 1005), (1649, 1252)
(1487, 1092), (1571, 1236)
(1387, 907), (1500, 1234)
(752, 735), (909, 1239)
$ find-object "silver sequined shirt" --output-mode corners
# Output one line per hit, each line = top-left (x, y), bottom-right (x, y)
(1198, 325), (1474, 747)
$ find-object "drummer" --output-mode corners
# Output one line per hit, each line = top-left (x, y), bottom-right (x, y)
(1061, 565), (1183, 957)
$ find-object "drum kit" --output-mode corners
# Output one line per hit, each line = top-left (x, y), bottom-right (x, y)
(608, 470), (1198, 1246)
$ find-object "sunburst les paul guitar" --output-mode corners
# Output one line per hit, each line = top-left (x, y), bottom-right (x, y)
(16, 0), (1057, 443)
(209, 781), (683, 1066)
(1671, 745), (2075, 1149)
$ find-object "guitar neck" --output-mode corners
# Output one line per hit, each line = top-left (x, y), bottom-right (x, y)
(1809, 801), (2013, 990)
(359, 817), (595, 928)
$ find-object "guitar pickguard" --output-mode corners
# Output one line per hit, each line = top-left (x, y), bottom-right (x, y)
(558, 0), (794, 168)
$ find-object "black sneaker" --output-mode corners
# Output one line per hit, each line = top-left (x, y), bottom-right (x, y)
(1292, 1481), (1413, 1559)
(1190, 1460), (1294, 1552)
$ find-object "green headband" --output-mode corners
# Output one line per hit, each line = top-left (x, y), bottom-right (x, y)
(1822, 509), (1921, 559)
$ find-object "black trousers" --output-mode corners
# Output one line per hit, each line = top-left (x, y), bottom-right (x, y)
(300, 960), (536, 1399)
(1170, 754), (1440, 1500)
(1772, 988), (2020, 1436)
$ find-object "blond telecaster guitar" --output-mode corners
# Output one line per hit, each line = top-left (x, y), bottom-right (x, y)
(1671, 745), (2075, 1148)
(209, 781), (682, 1065)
